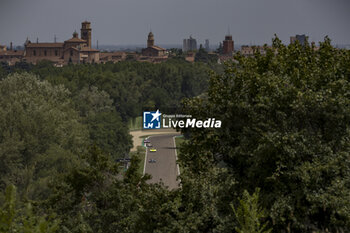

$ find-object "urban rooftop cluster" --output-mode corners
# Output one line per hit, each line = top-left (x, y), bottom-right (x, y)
(0, 21), (309, 66)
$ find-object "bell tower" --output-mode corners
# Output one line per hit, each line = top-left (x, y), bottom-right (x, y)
(81, 21), (92, 48)
(147, 31), (154, 48)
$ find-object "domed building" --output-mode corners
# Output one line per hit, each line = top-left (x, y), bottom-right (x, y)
(24, 21), (99, 65)
(141, 31), (166, 57)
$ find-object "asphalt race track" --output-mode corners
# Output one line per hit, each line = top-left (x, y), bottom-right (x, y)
(144, 134), (181, 189)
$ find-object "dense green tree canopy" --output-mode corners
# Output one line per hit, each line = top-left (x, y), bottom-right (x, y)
(0, 60), (216, 232)
(0, 39), (349, 232)
(1, 60), (215, 121)
(0, 73), (88, 199)
(180, 37), (350, 231)
(73, 86), (132, 159)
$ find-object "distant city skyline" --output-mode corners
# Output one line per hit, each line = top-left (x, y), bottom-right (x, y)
(1, 0), (349, 47)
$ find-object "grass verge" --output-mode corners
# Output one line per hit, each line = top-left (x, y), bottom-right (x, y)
(128, 116), (143, 131)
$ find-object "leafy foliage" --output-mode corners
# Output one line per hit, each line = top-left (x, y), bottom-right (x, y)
(73, 86), (132, 159)
(0, 73), (88, 199)
(0, 185), (59, 233)
(232, 189), (271, 233)
(1, 38), (348, 232)
(17, 60), (214, 121)
(181, 37), (350, 232)
(195, 46), (218, 64)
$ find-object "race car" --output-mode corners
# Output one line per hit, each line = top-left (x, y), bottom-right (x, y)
(148, 159), (156, 163)
(146, 143), (152, 147)
(150, 148), (157, 152)
(144, 138), (150, 143)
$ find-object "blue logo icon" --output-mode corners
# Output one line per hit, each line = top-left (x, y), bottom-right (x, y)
(143, 110), (162, 129)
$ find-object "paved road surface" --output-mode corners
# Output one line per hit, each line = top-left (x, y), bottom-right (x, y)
(144, 134), (181, 189)
(130, 129), (177, 152)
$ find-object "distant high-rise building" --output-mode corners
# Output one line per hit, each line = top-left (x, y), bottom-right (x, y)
(205, 39), (210, 51)
(223, 34), (234, 55)
(290, 34), (306, 46)
(183, 36), (197, 52)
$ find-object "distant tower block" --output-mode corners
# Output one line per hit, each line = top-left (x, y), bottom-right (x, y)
(81, 21), (92, 48)
(147, 31), (154, 48)
(205, 39), (210, 51)
(223, 34), (234, 55)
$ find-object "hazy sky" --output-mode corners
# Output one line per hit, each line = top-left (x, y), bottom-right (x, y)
(0, 0), (349, 47)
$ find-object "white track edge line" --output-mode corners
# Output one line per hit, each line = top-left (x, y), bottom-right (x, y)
(173, 136), (181, 177)
(142, 137), (148, 175)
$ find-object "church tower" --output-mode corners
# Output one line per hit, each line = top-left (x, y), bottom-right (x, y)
(147, 31), (154, 48)
(223, 34), (234, 55)
(81, 21), (92, 48)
